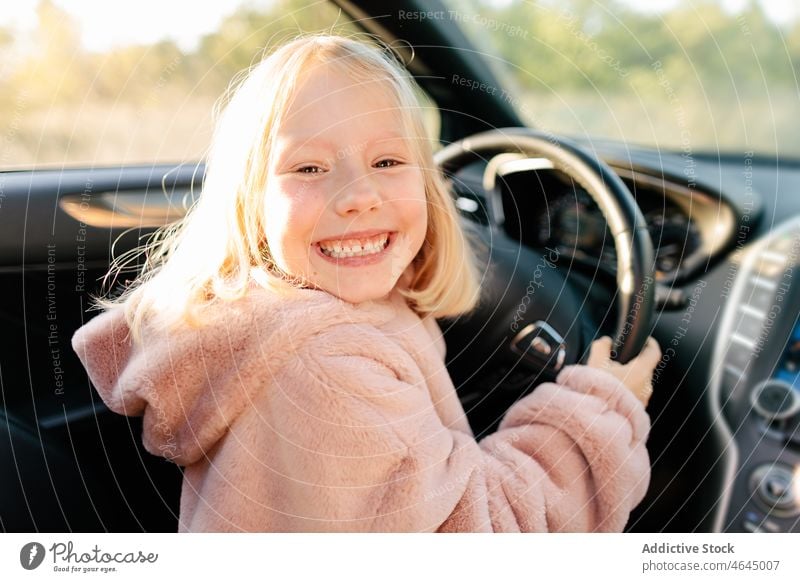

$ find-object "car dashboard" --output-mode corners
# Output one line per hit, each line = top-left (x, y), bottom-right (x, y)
(449, 154), (738, 289)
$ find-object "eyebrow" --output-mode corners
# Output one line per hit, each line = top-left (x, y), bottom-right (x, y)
(277, 132), (408, 151)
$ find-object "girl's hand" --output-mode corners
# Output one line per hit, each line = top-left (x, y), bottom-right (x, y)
(586, 335), (662, 406)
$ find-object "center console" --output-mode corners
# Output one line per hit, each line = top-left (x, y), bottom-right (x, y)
(712, 216), (800, 532)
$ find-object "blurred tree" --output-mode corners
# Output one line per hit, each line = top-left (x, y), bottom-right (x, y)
(2, 0), (799, 165)
(7, 0), (86, 106)
(194, 0), (359, 90)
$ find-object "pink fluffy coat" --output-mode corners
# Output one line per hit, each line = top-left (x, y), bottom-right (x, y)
(71, 275), (651, 532)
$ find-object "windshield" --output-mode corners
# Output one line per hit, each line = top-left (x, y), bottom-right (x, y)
(442, 0), (800, 157)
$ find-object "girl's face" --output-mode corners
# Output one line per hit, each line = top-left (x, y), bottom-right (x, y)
(263, 65), (428, 304)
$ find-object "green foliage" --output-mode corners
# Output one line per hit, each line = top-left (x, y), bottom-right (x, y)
(473, 0), (797, 93)
(465, 0), (799, 154)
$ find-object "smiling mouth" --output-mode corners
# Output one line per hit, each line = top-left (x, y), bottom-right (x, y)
(317, 232), (391, 259)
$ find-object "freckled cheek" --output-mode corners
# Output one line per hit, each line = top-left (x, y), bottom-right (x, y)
(411, 201), (428, 253)
(384, 171), (426, 206)
(263, 192), (318, 266)
(404, 181), (428, 222)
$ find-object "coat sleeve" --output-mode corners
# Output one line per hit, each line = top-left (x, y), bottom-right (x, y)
(263, 326), (651, 533)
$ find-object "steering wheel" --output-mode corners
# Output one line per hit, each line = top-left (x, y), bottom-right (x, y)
(434, 128), (655, 411)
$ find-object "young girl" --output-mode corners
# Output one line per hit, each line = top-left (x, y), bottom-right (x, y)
(71, 34), (661, 532)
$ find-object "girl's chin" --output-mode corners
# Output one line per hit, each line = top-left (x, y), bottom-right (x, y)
(316, 279), (396, 304)
(329, 288), (391, 304)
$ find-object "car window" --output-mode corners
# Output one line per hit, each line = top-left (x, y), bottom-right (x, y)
(0, 0), (440, 169)
(442, 0), (799, 157)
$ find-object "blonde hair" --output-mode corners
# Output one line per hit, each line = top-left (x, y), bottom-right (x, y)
(92, 33), (483, 343)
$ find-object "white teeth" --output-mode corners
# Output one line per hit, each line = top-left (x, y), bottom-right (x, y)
(319, 233), (390, 259)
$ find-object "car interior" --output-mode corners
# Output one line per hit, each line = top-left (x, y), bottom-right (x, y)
(2, 0), (799, 533)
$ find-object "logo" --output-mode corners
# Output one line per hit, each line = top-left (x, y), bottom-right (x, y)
(20, 542), (46, 570)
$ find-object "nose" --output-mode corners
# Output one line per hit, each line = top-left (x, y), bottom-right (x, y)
(333, 171), (382, 216)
